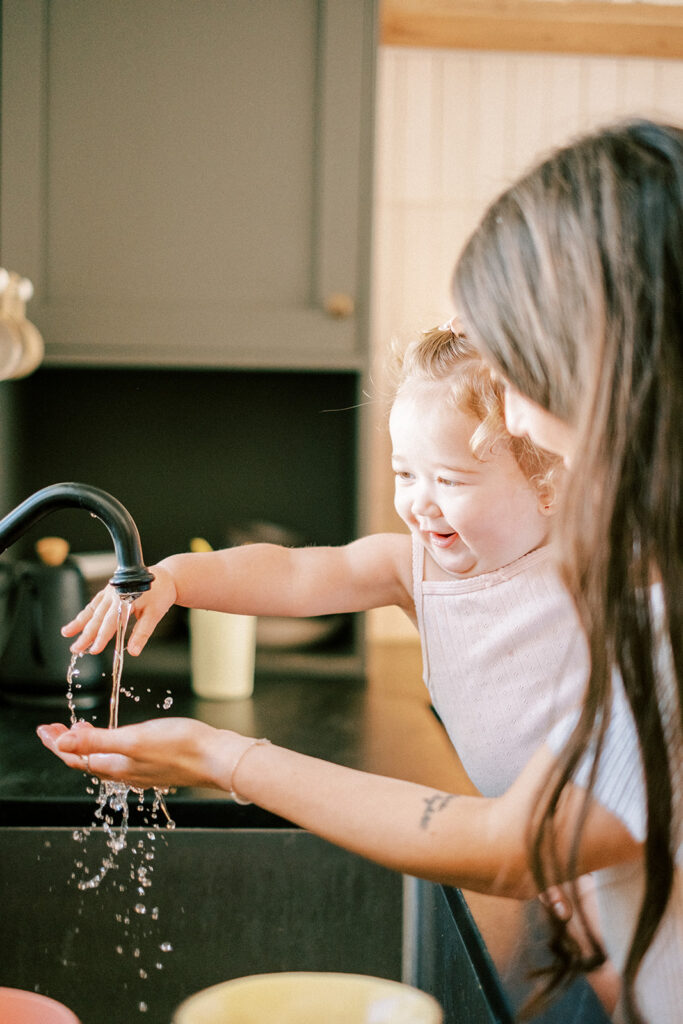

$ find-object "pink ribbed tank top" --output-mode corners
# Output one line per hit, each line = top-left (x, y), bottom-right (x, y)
(412, 539), (589, 796)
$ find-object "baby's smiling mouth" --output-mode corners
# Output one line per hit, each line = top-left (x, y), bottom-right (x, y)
(428, 530), (459, 549)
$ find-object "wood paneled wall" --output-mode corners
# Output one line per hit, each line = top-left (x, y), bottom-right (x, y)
(367, 42), (683, 638)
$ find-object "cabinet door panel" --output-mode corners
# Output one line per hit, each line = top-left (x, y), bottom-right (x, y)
(1, 0), (376, 368)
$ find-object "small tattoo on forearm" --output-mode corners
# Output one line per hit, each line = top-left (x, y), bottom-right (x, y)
(420, 792), (456, 829)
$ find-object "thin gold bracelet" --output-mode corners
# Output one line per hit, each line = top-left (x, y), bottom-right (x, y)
(228, 737), (271, 805)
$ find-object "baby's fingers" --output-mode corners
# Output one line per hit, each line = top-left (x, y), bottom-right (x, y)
(61, 602), (99, 638)
(126, 610), (162, 657)
(61, 586), (111, 637)
(64, 588), (120, 654)
(83, 598), (125, 655)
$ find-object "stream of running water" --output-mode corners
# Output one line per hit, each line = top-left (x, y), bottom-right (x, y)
(65, 595), (176, 1014)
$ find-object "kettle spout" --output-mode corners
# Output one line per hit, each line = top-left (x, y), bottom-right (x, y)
(0, 482), (155, 597)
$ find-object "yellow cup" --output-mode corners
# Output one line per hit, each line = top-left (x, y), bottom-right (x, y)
(173, 971), (443, 1024)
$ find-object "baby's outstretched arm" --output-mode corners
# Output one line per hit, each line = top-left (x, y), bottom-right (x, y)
(62, 535), (413, 657)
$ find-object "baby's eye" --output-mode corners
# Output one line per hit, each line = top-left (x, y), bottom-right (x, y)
(437, 476), (463, 487)
(394, 470), (413, 481)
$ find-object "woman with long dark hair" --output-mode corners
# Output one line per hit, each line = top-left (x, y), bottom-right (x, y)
(451, 119), (682, 1021)
(39, 120), (681, 1022)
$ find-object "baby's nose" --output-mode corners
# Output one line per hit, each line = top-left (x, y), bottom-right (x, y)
(412, 489), (440, 518)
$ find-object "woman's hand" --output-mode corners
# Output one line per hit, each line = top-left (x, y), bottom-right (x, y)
(36, 718), (250, 791)
(61, 565), (178, 656)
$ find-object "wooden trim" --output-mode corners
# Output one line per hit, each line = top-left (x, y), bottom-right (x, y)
(381, 1), (683, 59)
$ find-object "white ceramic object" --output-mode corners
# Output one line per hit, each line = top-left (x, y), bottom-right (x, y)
(0, 317), (25, 378)
(0, 268), (44, 380)
(190, 608), (256, 700)
(173, 972), (443, 1024)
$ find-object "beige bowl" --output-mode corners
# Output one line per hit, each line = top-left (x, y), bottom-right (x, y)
(173, 972), (443, 1024)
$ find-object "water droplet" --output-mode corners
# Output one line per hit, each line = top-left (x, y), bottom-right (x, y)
(116, 945), (124, 955)
(160, 942), (173, 952)
(133, 947), (141, 958)
(138, 1001), (148, 1013)
(162, 696), (173, 710)
(139, 969), (147, 979)
(134, 903), (146, 915)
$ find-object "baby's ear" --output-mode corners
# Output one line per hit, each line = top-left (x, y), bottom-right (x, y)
(537, 479), (560, 517)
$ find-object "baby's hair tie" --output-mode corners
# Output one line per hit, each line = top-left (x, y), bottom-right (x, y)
(439, 316), (467, 339)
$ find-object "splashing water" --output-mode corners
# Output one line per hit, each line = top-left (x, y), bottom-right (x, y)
(70, 598), (176, 886)
(66, 595), (175, 1012)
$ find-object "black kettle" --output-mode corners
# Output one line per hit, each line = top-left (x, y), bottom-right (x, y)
(0, 538), (106, 707)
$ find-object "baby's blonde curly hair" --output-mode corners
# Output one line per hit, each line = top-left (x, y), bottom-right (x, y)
(392, 323), (561, 501)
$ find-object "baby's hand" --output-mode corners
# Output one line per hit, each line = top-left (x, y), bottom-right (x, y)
(61, 565), (178, 656)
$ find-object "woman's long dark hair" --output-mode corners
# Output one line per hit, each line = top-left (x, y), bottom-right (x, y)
(452, 120), (682, 1020)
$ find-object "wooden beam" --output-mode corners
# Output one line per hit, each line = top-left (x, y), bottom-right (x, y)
(381, 1), (683, 59)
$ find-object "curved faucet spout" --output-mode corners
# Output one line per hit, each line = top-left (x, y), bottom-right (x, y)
(0, 482), (155, 596)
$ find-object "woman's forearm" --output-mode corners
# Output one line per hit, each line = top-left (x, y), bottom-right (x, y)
(43, 715), (533, 895)
(217, 735), (536, 897)
(225, 737), (642, 896)
(41, 719), (640, 899)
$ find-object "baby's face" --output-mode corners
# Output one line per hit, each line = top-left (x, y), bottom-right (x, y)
(390, 387), (550, 578)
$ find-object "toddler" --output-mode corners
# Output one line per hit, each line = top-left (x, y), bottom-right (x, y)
(64, 325), (586, 800)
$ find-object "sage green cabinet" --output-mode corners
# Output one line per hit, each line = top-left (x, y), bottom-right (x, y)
(1, 0), (376, 370)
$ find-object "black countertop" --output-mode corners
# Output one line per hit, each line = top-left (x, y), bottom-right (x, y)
(0, 642), (471, 827)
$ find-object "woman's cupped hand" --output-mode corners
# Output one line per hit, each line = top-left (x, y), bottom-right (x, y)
(36, 718), (246, 792)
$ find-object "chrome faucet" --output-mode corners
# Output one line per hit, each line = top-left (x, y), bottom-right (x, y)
(0, 482), (155, 596)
